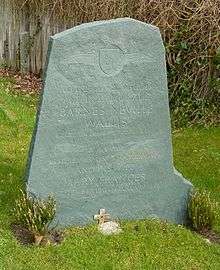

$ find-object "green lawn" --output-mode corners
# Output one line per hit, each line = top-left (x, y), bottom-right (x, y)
(0, 77), (220, 270)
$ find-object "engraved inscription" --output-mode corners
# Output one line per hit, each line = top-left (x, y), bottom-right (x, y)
(58, 90), (154, 126)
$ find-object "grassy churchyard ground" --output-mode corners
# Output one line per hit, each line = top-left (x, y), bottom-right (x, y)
(0, 76), (220, 269)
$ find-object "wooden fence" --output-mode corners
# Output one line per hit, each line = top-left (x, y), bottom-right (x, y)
(0, 0), (74, 74)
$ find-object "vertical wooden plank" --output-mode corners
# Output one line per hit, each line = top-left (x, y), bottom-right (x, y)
(42, 15), (50, 72)
(16, 4), (26, 70)
(29, 14), (36, 73)
(8, 0), (15, 68)
(10, 6), (16, 69)
(3, 0), (10, 67)
(0, 0), (5, 62)
(35, 24), (42, 74)
(0, 1), (75, 73)
(13, 8), (20, 69)
(20, 31), (30, 74)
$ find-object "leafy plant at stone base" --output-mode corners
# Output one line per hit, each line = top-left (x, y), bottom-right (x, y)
(13, 190), (58, 246)
(188, 189), (220, 243)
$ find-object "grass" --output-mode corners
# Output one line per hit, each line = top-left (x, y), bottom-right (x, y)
(0, 76), (220, 269)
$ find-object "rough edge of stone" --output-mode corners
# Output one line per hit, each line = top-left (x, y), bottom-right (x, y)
(52, 18), (159, 40)
(174, 168), (193, 188)
(24, 38), (54, 187)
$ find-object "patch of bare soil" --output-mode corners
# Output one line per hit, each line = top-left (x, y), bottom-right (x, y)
(199, 228), (220, 244)
(0, 68), (42, 94)
(11, 224), (64, 246)
(11, 224), (35, 245)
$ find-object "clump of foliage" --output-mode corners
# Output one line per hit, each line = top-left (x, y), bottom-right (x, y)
(13, 190), (56, 244)
(10, 0), (219, 127)
(188, 189), (218, 232)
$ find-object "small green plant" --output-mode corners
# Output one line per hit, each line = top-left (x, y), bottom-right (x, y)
(188, 189), (218, 232)
(14, 190), (56, 243)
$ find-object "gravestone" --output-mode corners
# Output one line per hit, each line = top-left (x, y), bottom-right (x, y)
(26, 18), (192, 226)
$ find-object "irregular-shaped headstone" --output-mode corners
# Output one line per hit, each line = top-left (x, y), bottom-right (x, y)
(26, 18), (192, 226)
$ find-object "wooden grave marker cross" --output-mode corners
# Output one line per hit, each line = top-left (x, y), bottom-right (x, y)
(94, 209), (111, 225)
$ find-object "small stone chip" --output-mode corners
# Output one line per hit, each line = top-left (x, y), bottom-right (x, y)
(204, 238), (211, 245)
(98, 221), (122, 235)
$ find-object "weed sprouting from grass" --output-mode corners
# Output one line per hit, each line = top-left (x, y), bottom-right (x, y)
(188, 189), (219, 232)
(13, 190), (56, 236)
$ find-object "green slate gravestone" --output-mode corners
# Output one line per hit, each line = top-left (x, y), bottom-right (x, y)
(26, 18), (192, 226)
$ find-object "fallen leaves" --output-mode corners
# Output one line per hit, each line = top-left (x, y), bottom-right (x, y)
(0, 68), (42, 95)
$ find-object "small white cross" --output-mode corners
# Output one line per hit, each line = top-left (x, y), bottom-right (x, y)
(94, 209), (111, 224)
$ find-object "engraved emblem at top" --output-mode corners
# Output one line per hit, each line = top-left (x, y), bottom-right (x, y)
(99, 48), (124, 76)
(56, 43), (156, 80)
